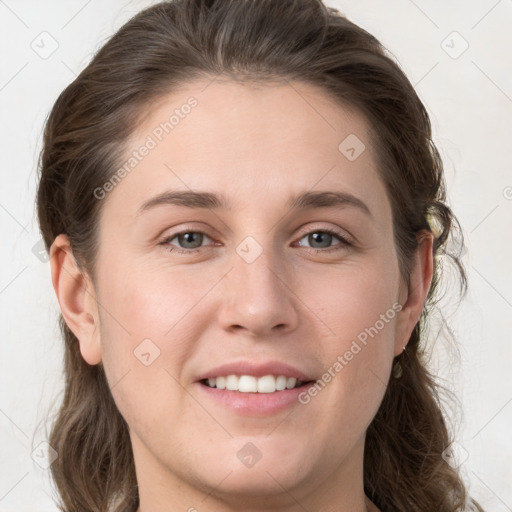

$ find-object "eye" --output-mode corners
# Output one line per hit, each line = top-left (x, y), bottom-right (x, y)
(159, 230), (216, 254)
(158, 227), (352, 255)
(295, 228), (352, 253)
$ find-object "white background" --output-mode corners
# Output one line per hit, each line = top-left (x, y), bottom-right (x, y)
(0, 0), (511, 510)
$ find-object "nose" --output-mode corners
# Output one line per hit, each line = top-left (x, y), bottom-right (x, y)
(216, 241), (299, 338)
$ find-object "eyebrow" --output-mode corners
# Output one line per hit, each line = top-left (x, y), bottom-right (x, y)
(136, 190), (372, 218)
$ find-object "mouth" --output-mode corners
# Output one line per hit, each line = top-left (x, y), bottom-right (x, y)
(200, 374), (315, 393)
(195, 361), (317, 415)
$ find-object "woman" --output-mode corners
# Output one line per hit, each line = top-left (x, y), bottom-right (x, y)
(36, 0), (483, 510)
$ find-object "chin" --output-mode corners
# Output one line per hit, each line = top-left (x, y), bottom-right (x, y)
(198, 462), (311, 505)
(201, 439), (314, 495)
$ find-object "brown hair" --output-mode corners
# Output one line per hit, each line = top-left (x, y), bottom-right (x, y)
(36, 0), (482, 510)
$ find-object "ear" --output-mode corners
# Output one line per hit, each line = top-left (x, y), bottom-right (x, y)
(49, 234), (102, 365)
(394, 230), (434, 356)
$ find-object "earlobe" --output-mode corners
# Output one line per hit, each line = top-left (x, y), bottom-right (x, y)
(49, 234), (102, 365)
(394, 230), (434, 356)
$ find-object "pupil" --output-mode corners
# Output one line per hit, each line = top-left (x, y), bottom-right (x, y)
(310, 232), (331, 248)
(180, 232), (202, 248)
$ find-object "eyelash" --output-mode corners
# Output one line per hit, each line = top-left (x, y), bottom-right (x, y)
(158, 227), (353, 255)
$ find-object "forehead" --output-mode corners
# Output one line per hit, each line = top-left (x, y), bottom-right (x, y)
(101, 77), (391, 225)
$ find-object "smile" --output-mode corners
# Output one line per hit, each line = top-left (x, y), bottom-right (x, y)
(202, 374), (309, 393)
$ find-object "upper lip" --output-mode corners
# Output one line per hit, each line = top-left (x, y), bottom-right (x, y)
(195, 360), (315, 382)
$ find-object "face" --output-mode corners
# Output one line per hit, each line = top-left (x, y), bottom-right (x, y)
(58, 78), (430, 510)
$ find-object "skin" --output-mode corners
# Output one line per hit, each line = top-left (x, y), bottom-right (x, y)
(50, 77), (433, 512)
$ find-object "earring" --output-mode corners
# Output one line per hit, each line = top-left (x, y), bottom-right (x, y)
(392, 346), (405, 379)
(392, 360), (403, 379)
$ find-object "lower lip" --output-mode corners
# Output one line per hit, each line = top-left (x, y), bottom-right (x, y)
(196, 382), (313, 416)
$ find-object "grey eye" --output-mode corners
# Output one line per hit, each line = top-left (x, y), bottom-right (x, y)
(174, 232), (205, 249)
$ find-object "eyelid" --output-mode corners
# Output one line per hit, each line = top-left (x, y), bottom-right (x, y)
(157, 226), (218, 253)
(294, 223), (354, 245)
(158, 223), (354, 254)
(157, 223), (216, 242)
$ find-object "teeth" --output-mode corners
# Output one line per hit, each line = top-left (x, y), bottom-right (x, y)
(239, 375), (258, 392)
(286, 377), (297, 389)
(216, 376), (226, 389)
(204, 374), (304, 393)
(276, 375), (287, 391)
(225, 375), (238, 391)
(257, 375), (275, 393)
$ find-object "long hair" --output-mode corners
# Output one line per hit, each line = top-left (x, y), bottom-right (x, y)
(36, 1), (482, 510)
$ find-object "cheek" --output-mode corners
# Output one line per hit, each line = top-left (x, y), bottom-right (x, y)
(96, 258), (208, 356)
(94, 261), (217, 421)
(301, 257), (399, 425)
(308, 254), (400, 345)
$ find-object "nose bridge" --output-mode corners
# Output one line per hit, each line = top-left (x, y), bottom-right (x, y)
(237, 235), (281, 295)
(234, 234), (286, 306)
(217, 234), (298, 335)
